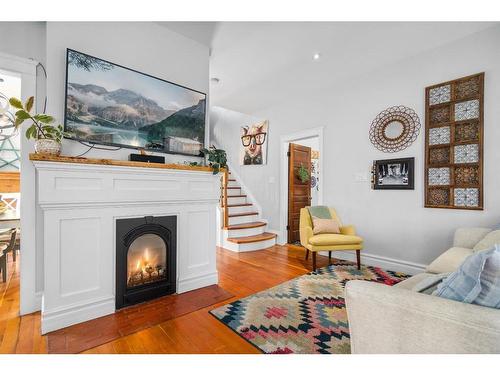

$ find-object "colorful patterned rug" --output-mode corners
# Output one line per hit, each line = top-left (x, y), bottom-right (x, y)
(210, 261), (409, 354)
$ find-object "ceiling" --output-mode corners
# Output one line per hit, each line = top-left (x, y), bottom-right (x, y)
(160, 22), (498, 114)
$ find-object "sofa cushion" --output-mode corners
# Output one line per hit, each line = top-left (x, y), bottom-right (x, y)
(433, 245), (500, 308)
(308, 233), (363, 246)
(473, 230), (500, 252)
(426, 247), (474, 274)
(453, 227), (491, 249)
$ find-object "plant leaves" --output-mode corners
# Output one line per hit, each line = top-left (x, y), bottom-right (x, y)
(25, 96), (34, 112)
(25, 124), (37, 140)
(15, 110), (31, 120)
(9, 97), (23, 109)
(14, 117), (25, 128)
(34, 114), (54, 123)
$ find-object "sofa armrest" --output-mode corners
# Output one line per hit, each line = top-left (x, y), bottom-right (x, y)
(345, 280), (500, 354)
(340, 225), (356, 236)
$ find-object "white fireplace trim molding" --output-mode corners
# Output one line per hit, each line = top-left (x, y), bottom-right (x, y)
(32, 160), (221, 334)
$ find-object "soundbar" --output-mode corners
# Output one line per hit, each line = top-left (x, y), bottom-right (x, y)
(129, 153), (165, 164)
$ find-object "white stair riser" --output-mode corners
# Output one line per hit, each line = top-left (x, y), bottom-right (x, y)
(226, 196), (247, 205)
(226, 188), (242, 195)
(225, 226), (265, 238)
(227, 181), (240, 188)
(223, 237), (277, 252)
(228, 205), (254, 215)
(228, 214), (259, 225)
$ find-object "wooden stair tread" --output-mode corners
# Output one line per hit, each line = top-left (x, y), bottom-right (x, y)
(226, 221), (267, 230)
(228, 179), (236, 181)
(228, 211), (258, 218)
(225, 194), (247, 198)
(227, 232), (277, 244)
(227, 187), (241, 189)
(226, 203), (253, 208)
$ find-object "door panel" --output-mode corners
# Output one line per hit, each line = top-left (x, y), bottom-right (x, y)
(288, 143), (311, 243)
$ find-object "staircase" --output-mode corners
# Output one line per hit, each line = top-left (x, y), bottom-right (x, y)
(220, 170), (277, 252)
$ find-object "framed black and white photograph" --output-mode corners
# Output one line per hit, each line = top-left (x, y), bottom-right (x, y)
(373, 157), (414, 190)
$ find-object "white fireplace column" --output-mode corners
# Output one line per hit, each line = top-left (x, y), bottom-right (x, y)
(32, 160), (221, 334)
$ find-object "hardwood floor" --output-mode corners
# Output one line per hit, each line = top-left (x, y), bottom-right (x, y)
(0, 244), (330, 354)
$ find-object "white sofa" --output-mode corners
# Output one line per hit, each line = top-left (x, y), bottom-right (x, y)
(345, 227), (500, 354)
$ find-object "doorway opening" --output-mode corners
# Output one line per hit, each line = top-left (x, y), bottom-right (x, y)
(0, 68), (22, 288)
(280, 127), (323, 244)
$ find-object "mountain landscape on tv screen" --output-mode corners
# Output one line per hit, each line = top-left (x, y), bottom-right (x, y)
(66, 83), (205, 153)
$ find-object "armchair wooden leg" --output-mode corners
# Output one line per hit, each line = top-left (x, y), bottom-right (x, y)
(312, 252), (317, 272)
(328, 251), (331, 264)
(356, 250), (361, 270)
(305, 249), (309, 260)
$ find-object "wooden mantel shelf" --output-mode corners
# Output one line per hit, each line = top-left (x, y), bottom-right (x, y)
(29, 153), (220, 173)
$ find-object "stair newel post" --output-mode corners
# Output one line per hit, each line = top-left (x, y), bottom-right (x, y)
(222, 169), (229, 229)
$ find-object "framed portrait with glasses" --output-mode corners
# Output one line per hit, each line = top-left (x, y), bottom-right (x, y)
(240, 120), (269, 165)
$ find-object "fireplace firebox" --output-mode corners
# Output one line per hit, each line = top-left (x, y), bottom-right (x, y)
(116, 215), (176, 309)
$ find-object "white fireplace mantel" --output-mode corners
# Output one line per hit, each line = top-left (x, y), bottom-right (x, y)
(32, 159), (221, 334)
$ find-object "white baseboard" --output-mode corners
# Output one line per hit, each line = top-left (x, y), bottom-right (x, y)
(268, 228), (286, 245)
(319, 250), (426, 275)
(41, 296), (115, 334)
(177, 272), (219, 294)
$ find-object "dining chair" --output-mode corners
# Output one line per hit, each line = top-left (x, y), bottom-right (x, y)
(0, 228), (18, 262)
(0, 229), (17, 281)
(0, 243), (7, 282)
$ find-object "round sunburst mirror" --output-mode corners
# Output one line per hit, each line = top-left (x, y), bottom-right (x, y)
(369, 106), (421, 153)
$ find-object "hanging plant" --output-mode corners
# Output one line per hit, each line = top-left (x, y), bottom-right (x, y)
(296, 163), (310, 183)
(201, 146), (227, 174)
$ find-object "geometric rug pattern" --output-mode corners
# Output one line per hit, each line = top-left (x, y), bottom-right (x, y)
(210, 260), (409, 354)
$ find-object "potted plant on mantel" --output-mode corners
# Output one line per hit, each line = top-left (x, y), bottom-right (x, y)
(10, 96), (65, 156)
(201, 146), (227, 174)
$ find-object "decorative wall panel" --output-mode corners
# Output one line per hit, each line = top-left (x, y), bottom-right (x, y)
(428, 168), (450, 186)
(455, 121), (480, 143)
(425, 73), (484, 210)
(429, 126), (450, 145)
(429, 147), (450, 165)
(454, 144), (479, 164)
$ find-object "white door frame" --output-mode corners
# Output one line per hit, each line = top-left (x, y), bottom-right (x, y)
(0, 52), (39, 315)
(279, 126), (324, 245)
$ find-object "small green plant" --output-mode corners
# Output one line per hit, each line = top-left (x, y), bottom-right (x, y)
(201, 146), (227, 174)
(9, 96), (65, 143)
(296, 163), (310, 183)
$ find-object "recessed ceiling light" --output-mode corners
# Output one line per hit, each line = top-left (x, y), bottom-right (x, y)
(313, 53), (321, 61)
(210, 77), (220, 84)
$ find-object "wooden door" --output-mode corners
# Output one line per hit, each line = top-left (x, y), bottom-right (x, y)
(287, 143), (311, 243)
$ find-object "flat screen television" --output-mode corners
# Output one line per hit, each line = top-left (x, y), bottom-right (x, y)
(64, 49), (207, 156)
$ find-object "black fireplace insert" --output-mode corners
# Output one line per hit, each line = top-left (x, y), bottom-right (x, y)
(116, 215), (176, 309)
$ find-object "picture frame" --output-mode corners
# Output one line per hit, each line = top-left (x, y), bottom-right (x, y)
(372, 157), (415, 190)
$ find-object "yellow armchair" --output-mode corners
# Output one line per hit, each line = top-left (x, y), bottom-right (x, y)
(299, 207), (363, 271)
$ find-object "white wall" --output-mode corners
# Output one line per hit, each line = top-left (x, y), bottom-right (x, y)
(211, 25), (500, 268)
(0, 22), (46, 65)
(17, 22), (209, 313)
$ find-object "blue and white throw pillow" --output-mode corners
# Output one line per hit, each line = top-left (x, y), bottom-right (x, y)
(433, 244), (500, 308)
